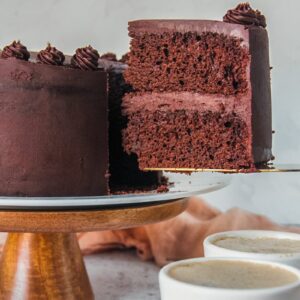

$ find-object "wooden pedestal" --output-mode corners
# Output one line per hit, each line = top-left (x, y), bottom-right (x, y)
(0, 233), (93, 300)
(0, 199), (188, 299)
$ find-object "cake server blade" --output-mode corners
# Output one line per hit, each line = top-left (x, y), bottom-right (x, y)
(143, 164), (300, 173)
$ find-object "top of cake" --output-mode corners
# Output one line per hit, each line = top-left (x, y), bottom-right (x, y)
(128, 2), (267, 35)
(0, 40), (110, 72)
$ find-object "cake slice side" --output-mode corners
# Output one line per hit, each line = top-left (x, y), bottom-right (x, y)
(123, 19), (272, 170)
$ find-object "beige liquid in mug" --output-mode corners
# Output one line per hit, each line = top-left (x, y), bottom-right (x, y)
(213, 237), (300, 254)
(169, 260), (299, 289)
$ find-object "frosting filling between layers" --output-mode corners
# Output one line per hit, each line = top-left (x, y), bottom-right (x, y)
(123, 92), (250, 116)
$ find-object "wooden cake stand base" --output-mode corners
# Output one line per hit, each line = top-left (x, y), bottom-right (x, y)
(0, 199), (188, 299)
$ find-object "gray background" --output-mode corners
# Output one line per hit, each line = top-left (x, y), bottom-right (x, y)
(0, 0), (299, 224)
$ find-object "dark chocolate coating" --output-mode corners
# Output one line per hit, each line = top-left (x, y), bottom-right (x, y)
(0, 58), (108, 196)
(249, 27), (272, 162)
(125, 20), (272, 167)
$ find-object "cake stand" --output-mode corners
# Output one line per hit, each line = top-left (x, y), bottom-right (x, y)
(0, 178), (227, 300)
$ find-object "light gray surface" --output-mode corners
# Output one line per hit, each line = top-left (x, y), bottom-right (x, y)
(86, 251), (160, 300)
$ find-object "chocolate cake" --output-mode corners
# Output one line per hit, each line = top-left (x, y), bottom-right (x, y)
(0, 42), (109, 196)
(123, 3), (273, 170)
(98, 56), (163, 192)
(0, 41), (163, 196)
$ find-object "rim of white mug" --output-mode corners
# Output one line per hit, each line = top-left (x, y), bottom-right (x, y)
(159, 257), (300, 296)
(203, 230), (300, 259)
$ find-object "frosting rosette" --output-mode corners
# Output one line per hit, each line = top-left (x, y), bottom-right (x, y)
(71, 45), (100, 70)
(37, 43), (65, 66)
(119, 52), (129, 64)
(1, 40), (30, 61)
(223, 3), (266, 28)
(100, 52), (117, 62)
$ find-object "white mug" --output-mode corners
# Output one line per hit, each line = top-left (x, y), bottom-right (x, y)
(159, 257), (300, 300)
(204, 230), (300, 268)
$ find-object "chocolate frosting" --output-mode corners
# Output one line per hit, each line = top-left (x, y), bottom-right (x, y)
(0, 58), (108, 196)
(119, 52), (129, 63)
(100, 52), (117, 61)
(1, 40), (30, 61)
(223, 3), (266, 28)
(71, 45), (99, 70)
(37, 43), (65, 66)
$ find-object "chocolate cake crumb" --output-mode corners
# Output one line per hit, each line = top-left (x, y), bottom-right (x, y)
(157, 185), (169, 193)
(123, 108), (253, 169)
(125, 32), (249, 95)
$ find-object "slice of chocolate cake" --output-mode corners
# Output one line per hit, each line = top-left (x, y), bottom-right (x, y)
(123, 4), (273, 170)
(99, 55), (163, 192)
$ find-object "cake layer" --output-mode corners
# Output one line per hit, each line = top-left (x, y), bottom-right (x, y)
(125, 20), (266, 94)
(0, 58), (108, 196)
(123, 92), (254, 169)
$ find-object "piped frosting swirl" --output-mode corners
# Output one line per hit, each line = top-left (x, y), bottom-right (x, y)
(100, 52), (117, 62)
(37, 43), (65, 66)
(1, 40), (30, 60)
(119, 52), (129, 64)
(71, 45), (100, 70)
(223, 3), (266, 28)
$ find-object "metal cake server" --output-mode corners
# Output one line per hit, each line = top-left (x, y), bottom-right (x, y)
(144, 164), (300, 173)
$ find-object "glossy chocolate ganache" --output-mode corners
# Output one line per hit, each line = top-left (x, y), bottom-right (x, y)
(0, 41), (108, 196)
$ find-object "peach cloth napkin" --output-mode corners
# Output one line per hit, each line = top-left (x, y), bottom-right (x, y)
(77, 197), (300, 266)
